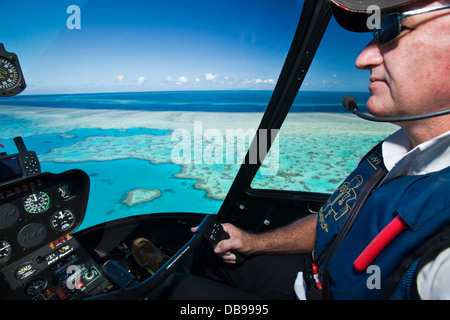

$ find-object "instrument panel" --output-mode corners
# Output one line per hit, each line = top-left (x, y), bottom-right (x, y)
(0, 170), (89, 265)
(0, 170), (111, 300)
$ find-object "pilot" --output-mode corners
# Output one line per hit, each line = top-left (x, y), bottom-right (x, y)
(133, 0), (450, 300)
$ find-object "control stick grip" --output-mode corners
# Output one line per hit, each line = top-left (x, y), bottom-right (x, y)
(217, 228), (245, 265)
(196, 215), (245, 265)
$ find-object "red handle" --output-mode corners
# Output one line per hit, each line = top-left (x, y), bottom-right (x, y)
(354, 216), (408, 272)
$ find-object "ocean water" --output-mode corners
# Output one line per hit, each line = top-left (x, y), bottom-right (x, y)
(0, 91), (397, 230)
(0, 90), (372, 113)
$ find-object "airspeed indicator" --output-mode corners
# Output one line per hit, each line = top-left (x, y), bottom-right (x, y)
(23, 192), (50, 214)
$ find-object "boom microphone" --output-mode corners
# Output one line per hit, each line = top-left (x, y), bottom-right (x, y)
(342, 95), (450, 122)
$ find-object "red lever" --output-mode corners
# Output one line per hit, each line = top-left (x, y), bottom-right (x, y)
(354, 216), (408, 272)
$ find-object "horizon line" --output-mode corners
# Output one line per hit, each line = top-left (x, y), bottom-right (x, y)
(8, 89), (370, 98)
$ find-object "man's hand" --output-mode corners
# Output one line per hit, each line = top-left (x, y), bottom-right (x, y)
(214, 223), (257, 264)
(191, 223), (257, 264)
(191, 214), (317, 263)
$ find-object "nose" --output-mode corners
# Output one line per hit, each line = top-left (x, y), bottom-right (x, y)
(355, 38), (384, 70)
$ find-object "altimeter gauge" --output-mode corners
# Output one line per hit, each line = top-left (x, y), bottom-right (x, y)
(23, 191), (50, 214)
(0, 43), (26, 96)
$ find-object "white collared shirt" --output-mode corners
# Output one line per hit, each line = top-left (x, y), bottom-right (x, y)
(382, 129), (450, 182)
(381, 129), (450, 299)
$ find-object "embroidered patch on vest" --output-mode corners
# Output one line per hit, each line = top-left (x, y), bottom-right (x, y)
(317, 148), (382, 234)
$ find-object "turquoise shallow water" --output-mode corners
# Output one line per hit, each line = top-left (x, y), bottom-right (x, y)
(43, 159), (221, 230)
(0, 91), (397, 230)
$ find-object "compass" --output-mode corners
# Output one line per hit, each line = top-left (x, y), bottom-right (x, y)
(0, 44), (26, 96)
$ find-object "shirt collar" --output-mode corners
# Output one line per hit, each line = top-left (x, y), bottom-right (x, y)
(382, 129), (450, 182)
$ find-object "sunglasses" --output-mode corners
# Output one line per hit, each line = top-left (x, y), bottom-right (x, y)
(374, 4), (450, 45)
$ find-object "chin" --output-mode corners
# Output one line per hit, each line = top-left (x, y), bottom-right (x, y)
(366, 94), (395, 118)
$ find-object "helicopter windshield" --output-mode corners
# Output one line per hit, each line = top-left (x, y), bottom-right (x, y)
(252, 16), (397, 194)
(0, 0), (396, 232)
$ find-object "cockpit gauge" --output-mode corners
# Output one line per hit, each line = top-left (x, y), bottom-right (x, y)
(51, 209), (75, 231)
(23, 191), (50, 214)
(16, 262), (38, 280)
(0, 240), (12, 264)
(25, 279), (48, 296)
(0, 58), (20, 90)
(54, 183), (74, 201)
(0, 44), (26, 97)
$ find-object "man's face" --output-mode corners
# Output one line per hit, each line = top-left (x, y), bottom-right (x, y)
(355, 1), (450, 121)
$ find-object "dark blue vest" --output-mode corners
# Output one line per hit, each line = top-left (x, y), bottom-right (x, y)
(315, 146), (450, 299)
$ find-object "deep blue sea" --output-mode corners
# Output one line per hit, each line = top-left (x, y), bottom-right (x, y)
(0, 90), (371, 113)
(0, 90), (394, 231)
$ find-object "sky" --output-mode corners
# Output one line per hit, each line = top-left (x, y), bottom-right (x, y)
(0, 0), (374, 94)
